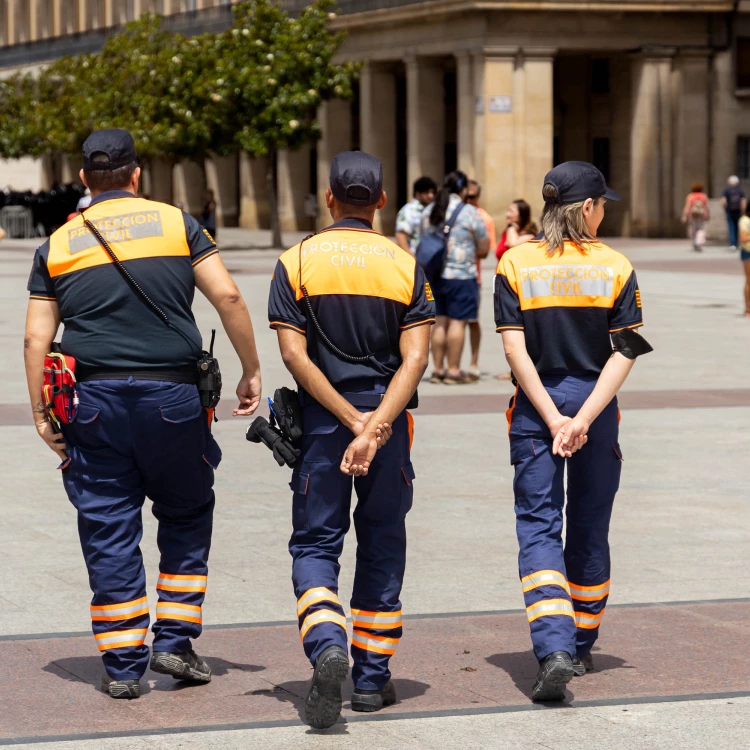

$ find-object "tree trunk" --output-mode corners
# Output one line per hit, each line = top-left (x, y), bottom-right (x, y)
(266, 148), (283, 249)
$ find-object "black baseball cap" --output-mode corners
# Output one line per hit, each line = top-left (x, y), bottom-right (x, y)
(543, 161), (620, 204)
(83, 129), (139, 172)
(330, 151), (383, 206)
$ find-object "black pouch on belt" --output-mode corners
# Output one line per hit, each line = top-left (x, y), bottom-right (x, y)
(197, 329), (222, 409)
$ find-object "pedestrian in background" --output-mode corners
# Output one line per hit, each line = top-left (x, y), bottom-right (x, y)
(200, 189), (217, 240)
(721, 175), (746, 251)
(395, 176), (437, 254)
(495, 199), (538, 381)
(465, 179), (496, 380)
(496, 199), (538, 261)
(24, 129), (262, 700)
(739, 203), (750, 316)
(681, 183), (710, 252)
(423, 170), (489, 384)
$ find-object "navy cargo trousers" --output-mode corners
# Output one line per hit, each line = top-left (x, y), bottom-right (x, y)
(61, 379), (221, 681)
(508, 374), (622, 662)
(289, 391), (415, 692)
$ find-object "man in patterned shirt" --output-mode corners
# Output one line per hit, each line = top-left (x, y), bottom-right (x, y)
(395, 176), (437, 254)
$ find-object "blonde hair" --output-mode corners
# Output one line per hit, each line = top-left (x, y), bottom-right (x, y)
(540, 183), (599, 256)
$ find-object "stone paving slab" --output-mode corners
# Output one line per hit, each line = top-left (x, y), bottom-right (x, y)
(2, 600), (749, 744)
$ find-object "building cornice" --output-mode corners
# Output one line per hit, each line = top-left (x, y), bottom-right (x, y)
(332, 0), (735, 29)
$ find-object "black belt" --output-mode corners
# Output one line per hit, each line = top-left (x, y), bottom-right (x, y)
(76, 366), (198, 384)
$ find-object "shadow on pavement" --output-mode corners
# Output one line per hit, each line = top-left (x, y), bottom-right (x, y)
(43, 654), (265, 695)
(486, 648), (633, 701)
(256, 676), (431, 723)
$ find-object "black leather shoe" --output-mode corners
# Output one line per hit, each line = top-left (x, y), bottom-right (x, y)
(573, 652), (594, 677)
(351, 680), (397, 713)
(532, 651), (574, 701)
(305, 645), (350, 729)
(101, 674), (140, 699)
(150, 649), (212, 682)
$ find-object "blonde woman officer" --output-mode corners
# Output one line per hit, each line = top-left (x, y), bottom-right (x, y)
(494, 162), (653, 702)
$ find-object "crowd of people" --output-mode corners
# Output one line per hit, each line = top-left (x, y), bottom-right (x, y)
(396, 172), (539, 382)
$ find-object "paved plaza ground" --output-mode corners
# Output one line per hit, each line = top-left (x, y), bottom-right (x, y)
(1, 233), (749, 748)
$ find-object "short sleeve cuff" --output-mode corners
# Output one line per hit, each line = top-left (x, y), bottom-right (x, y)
(192, 247), (219, 267)
(270, 320), (307, 335)
(609, 321), (643, 333)
(400, 317), (435, 330)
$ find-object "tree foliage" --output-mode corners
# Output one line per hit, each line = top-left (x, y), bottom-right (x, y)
(0, 0), (357, 245)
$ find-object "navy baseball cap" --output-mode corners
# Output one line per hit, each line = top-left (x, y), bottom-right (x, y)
(330, 151), (383, 206)
(543, 161), (620, 204)
(83, 129), (139, 171)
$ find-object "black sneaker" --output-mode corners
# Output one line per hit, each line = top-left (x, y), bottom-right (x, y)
(150, 649), (212, 682)
(304, 645), (349, 730)
(573, 652), (594, 677)
(351, 680), (397, 713)
(532, 651), (574, 702)
(101, 674), (140, 699)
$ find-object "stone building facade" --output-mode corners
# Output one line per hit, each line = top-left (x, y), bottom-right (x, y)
(0, 0), (749, 237)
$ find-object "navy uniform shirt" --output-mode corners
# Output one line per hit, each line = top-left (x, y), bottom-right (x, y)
(494, 237), (643, 375)
(28, 191), (218, 369)
(268, 217), (436, 391)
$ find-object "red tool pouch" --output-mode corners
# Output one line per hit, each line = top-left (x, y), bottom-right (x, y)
(42, 350), (79, 428)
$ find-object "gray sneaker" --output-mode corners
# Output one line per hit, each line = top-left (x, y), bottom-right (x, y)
(101, 674), (140, 699)
(150, 649), (212, 682)
(532, 651), (574, 702)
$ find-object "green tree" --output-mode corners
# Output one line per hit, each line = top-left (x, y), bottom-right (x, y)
(218, 0), (359, 247)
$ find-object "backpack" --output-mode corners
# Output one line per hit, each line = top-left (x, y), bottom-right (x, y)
(415, 202), (466, 282)
(690, 194), (708, 219)
(726, 187), (744, 213)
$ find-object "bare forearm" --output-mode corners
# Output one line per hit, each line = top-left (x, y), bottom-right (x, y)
(369, 353), (427, 427)
(216, 299), (260, 375)
(578, 352), (634, 426)
(505, 346), (559, 426)
(24, 338), (50, 421)
(395, 232), (411, 254)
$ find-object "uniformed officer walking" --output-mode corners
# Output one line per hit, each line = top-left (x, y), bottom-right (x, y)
(23, 129), (262, 699)
(268, 151), (434, 728)
(494, 162), (652, 701)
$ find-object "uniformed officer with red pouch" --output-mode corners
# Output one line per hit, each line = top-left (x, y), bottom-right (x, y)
(268, 151), (435, 729)
(24, 129), (262, 699)
(495, 162), (652, 702)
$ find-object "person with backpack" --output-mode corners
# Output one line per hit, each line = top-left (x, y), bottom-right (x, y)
(681, 183), (710, 252)
(721, 175), (746, 251)
(418, 170), (489, 384)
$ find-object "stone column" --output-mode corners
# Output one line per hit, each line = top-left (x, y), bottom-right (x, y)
(147, 158), (173, 204)
(277, 146), (313, 233)
(205, 154), (239, 228)
(79, 0), (88, 32)
(455, 51), (475, 178)
(317, 98), (352, 230)
(173, 160), (205, 215)
(359, 61), (398, 233)
(521, 49), (555, 220)
(630, 49), (675, 237)
(29, 1), (39, 41)
(406, 55), (445, 191)
(7, 0), (15, 43)
(104, 0), (113, 26)
(53, 0), (62, 36)
(672, 51), (710, 222)
(238, 154), (269, 229)
(472, 48), (518, 227)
